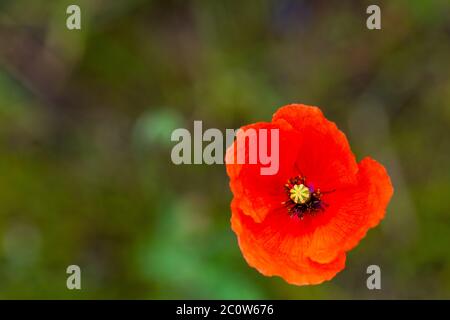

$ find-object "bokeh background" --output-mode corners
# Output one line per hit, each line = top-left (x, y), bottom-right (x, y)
(0, 0), (449, 299)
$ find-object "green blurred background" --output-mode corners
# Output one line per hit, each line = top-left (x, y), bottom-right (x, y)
(0, 0), (449, 299)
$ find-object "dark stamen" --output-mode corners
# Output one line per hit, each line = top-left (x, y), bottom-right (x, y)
(283, 175), (332, 219)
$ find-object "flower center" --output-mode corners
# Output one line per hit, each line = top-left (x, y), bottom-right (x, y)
(289, 184), (310, 204)
(283, 176), (329, 219)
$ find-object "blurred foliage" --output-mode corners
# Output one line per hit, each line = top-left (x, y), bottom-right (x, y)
(0, 0), (449, 299)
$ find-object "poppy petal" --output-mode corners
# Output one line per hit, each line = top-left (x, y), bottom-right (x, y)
(231, 200), (346, 285)
(226, 120), (300, 222)
(273, 104), (359, 191)
(304, 157), (393, 264)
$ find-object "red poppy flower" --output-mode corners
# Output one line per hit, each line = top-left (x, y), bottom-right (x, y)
(226, 104), (393, 285)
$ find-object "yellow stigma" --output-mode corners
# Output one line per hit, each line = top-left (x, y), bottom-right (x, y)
(289, 184), (310, 204)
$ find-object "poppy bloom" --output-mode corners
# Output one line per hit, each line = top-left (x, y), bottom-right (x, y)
(226, 104), (393, 285)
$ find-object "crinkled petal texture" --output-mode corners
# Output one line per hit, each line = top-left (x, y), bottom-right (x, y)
(226, 104), (393, 285)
